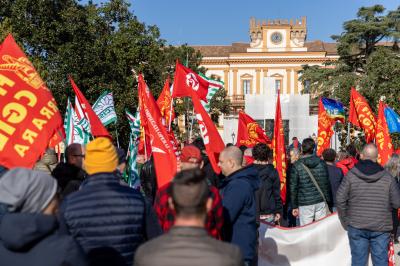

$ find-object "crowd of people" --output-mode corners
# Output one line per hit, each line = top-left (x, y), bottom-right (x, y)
(0, 135), (400, 266)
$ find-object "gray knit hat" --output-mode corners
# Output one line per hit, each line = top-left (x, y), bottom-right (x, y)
(0, 168), (58, 213)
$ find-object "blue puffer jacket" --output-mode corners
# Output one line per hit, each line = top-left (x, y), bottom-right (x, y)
(219, 165), (260, 263)
(59, 172), (161, 266)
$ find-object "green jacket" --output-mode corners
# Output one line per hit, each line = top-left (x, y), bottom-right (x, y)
(290, 155), (332, 208)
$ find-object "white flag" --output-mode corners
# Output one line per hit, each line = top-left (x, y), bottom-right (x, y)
(93, 91), (117, 126)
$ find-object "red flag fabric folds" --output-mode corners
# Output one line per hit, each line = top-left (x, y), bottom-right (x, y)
(191, 89), (224, 174)
(138, 74), (177, 188)
(236, 111), (271, 147)
(317, 99), (334, 156)
(272, 93), (287, 205)
(376, 101), (393, 166)
(156, 77), (175, 128)
(0, 34), (64, 168)
(348, 87), (376, 143)
(172, 61), (210, 102)
(69, 77), (111, 139)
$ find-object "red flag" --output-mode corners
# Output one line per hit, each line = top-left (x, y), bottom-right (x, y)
(236, 111), (271, 147)
(156, 77), (175, 128)
(172, 61), (210, 102)
(376, 101), (393, 166)
(69, 76), (111, 139)
(317, 99), (334, 156)
(191, 89), (225, 174)
(0, 34), (64, 168)
(138, 74), (177, 187)
(272, 93), (287, 204)
(349, 87), (376, 143)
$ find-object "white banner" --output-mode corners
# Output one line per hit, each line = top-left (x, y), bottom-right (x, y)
(258, 213), (372, 266)
(93, 91), (117, 126)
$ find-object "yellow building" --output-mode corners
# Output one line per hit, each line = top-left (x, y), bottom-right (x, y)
(193, 17), (338, 113)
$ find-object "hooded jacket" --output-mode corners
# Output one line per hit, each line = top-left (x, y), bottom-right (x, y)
(336, 160), (400, 232)
(253, 164), (283, 216)
(219, 165), (260, 262)
(0, 213), (87, 266)
(290, 155), (332, 208)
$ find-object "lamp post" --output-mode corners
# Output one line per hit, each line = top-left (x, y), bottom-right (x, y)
(231, 132), (236, 144)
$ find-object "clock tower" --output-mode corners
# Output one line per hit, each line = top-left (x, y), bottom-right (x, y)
(248, 17), (307, 52)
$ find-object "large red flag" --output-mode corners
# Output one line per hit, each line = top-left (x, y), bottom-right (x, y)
(349, 87), (376, 143)
(317, 99), (334, 156)
(0, 34), (64, 168)
(236, 111), (271, 147)
(191, 89), (225, 174)
(69, 76), (111, 139)
(172, 61), (210, 102)
(376, 101), (393, 166)
(138, 74), (177, 187)
(272, 93), (287, 204)
(156, 77), (175, 128)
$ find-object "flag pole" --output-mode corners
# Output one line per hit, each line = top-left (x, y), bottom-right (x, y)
(189, 107), (195, 142)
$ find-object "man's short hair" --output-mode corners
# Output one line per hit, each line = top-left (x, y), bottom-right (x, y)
(346, 144), (358, 157)
(302, 138), (315, 155)
(239, 145), (247, 154)
(322, 148), (336, 162)
(192, 137), (205, 151)
(253, 143), (271, 162)
(171, 169), (209, 217)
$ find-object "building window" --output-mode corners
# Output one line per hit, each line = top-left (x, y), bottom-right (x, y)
(243, 80), (251, 94)
(275, 79), (281, 94)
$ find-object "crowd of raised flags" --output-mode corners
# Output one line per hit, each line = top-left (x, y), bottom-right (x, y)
(1, 33), (400, 196)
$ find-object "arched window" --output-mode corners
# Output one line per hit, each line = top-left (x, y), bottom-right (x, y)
(240, 74), (253, 95)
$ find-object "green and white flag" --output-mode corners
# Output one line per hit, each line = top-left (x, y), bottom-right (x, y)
(64, 98), (74, 145)
(124, 110), (141, 187)
(199, 74), (224, 112)
(93, 91), (117, 126)
(73, 96), (91, 145)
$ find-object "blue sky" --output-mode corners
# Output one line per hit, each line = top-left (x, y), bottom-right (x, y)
(91, 0), (399, 45)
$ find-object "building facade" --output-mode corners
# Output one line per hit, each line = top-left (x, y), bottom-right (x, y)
(193, 17), (338, 113)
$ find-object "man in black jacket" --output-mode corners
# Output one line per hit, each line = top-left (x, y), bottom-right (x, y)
(59, 137), (161, 266)
(290, 138), (332, 226)
(252, 143), (282, 224)
(322, 148), (343, 211)
(337, 144), (400, 266)
(52, 143), (86, 200)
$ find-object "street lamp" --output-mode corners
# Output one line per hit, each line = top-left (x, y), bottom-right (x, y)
(231, 132), (236, 144)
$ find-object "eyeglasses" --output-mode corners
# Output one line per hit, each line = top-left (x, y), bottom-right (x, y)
(72, 154), (85, 158)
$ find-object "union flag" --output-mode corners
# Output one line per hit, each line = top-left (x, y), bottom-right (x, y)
(349, 87), (376, 143)
(156, 77), (175, 129)
(236, 111), (271, 147)
(376, 101), (393, 166)
(272, 92), (287, 204)
(317, 99), (334, 156)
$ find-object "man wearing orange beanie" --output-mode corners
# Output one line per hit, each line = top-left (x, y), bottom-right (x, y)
(59, 137), (161, 265)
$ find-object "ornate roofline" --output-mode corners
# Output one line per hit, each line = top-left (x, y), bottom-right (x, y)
(201, 57), (338, 65)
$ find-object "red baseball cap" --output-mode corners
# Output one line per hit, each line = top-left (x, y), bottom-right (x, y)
(181, 145), (202, 163)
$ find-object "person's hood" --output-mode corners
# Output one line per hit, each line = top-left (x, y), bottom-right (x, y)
(253, 164), (275, 180)
(353, 160), (385, 181)
(299, 155), (323, 169)
(337, 157), (355, 168)
(0, 213), (57, 251)
(226, 165), (260, 191)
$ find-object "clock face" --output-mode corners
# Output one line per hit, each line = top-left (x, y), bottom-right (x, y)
(270, 32), (283, 44)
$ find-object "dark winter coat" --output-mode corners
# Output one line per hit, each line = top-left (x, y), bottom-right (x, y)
(140, 158), (158, 204)
(51, 162), (86, 200)
(336, 160), (400, 232)
(253, 164), (283, 215)
(0, 213), (87, 266)
(219, 165), (260, 262)
(59, 172), (162, 266)
(326, 164), (344, 207)
(290, 155), (332, 208)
